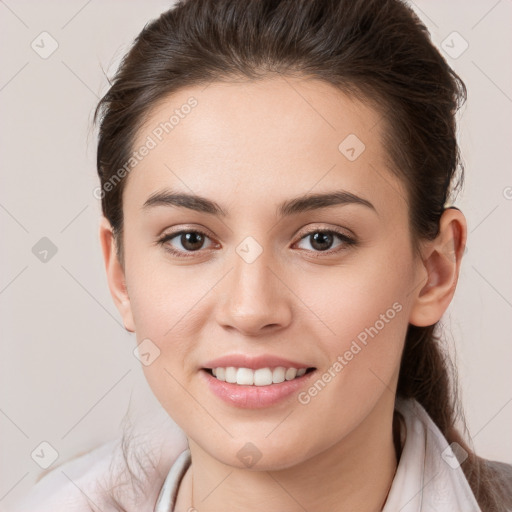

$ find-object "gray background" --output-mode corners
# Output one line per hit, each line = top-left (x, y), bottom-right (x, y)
(1, 0), (511, 507)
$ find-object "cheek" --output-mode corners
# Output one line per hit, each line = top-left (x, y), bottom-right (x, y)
(125, 240), (207, 337)
(291, 270), (411, 442)
(301, 245), (413, 340)
(293, 245), (415, 391)
(127, 270), (207, 368)
(130, 269), (204, 417)
(125, 254), (220, 412)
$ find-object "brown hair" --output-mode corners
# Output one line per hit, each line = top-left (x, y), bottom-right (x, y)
(93, 0), (507, 509)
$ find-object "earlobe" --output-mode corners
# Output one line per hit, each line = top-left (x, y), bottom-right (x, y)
(409, 208), (467, 327)
(98, 217), (136, 333)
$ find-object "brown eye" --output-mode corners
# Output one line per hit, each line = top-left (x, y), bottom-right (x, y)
(158, 229), (215, 257)
(309, 232), (335, 251)
(295, 229), (356, 255)
(179, 232), (206, 251)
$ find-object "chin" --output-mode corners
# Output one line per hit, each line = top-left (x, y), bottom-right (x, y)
(208, 440), (314, 472)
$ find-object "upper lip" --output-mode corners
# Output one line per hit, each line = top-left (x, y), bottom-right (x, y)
(202, 354), (315, 370)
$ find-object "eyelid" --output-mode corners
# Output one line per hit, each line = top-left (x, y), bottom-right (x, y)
(157, 223), (216, 239)
(293, 223), (356, 241)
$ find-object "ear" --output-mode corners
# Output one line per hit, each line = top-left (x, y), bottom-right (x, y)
(99, 217), (135, 332)
(409, 208), (467, 327)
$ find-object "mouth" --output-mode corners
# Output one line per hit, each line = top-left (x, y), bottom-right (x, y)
(201, 366), (317, 386)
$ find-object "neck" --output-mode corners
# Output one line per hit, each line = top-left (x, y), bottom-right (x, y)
(179, 396), (401, 512)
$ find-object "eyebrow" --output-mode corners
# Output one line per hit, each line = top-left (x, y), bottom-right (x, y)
(142, 188), (377, 217)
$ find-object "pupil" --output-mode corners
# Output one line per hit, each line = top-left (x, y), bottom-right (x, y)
(311, 232), (333, 251)
(182, 232), (204, 251)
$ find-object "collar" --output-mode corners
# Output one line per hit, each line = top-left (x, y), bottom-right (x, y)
(382, 397), (481, 511)
(155, 397), (481, 511)
(154, 448), (191, 512)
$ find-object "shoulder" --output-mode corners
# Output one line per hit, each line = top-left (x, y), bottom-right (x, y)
(9, 415), (188, 512)
(480, 457), (512, 507)
(8, 439), (119, 512)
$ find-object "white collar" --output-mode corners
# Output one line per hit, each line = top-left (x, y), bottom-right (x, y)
(383, 397), (481, 511)
(155, 397), (481, 511)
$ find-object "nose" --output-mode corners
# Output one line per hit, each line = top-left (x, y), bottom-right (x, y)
(215, 247), (293, 336)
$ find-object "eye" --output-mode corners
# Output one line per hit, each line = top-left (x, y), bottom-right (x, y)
(294, 229), (356, 255)
(157, 227), (356, 259)
(158, 229), (216, 258)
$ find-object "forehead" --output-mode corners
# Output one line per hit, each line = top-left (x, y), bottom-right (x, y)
(126, 77), (407, 218)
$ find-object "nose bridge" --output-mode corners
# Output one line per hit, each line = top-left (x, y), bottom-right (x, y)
(215, 236), (292, 333)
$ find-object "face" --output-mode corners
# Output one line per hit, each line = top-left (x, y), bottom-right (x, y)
(112, 77), (425, 470)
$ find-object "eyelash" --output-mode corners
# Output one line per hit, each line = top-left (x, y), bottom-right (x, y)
(157, 227), (357, 259)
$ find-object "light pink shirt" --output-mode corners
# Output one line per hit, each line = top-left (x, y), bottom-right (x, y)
(10, 398), (482, 511)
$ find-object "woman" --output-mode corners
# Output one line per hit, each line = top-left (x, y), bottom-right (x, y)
(13, 0), (512, 510)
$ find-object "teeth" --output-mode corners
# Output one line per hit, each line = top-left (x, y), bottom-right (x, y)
(253, 368), (272, 386)
(225, 367), (237, 383)
(209, 366), (310, 386)
(272, 366), (286, 384)
(285, 368), (297, 380)
(237, 367), (254, 385)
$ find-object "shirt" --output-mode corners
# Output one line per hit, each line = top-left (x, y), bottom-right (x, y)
(153, 397), (482, 511)
(12, 397), (506, 511)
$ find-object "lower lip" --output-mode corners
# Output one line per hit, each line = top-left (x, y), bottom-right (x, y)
(200, 369), (317, 409)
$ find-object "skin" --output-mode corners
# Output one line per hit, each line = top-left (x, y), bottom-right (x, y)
(99, 76), (466, 512)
